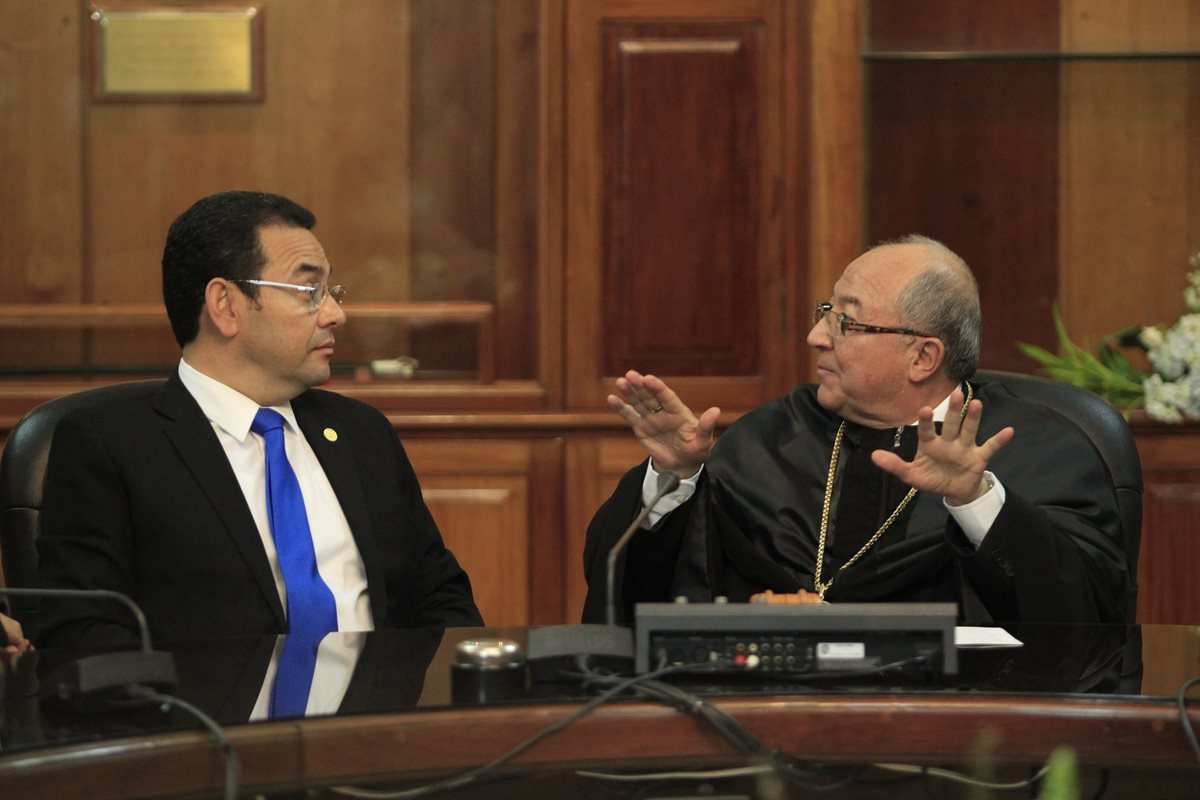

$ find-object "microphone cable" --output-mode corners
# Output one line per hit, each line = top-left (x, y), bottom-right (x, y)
(326, 659), (703, 800)
(573, 658), (862, 792)
(108, 684), (241, 800)
(1179, 675), (1200, 766)
(577, 658), (1057, 795)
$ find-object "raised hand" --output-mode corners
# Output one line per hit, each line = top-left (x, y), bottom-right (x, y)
(870, 390), (1014, 506)
(607, 370), (720, 478)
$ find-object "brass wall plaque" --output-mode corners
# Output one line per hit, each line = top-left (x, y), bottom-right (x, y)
(90, 5), (264, 101)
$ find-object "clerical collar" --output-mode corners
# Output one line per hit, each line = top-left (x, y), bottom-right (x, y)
(840, 382), (968, 450)
(913, 383), (965, 426)
(840, 382), (966, 433)
(891, 382), (968, 447)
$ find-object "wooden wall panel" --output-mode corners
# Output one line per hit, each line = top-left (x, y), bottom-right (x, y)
(565, 0), (790, 413)
(0, 0), (86, 369)
(862, 0), (1061, 377)
(563, 437), (600, 624)
(0, 0), (547, 390)
(81, 0), (416, 368)
(866, 0), (1200, 365)
(1139, 478), (1200, 624)
(83, 0), (411, 303)
(866, 60), (1060, 372)
(422, 476), (528, 625)
(601, 22), (761, 376)
(806, 0), (861, 360)
(564, 435), (647, 623)
(1140, 622), (1200, 697)
(409, 1), (493, 374)
(867, 0), (1060, 51)
(410, 2), (496, 306)
(495, 0), (544, 380)
(404, 438), (563, 627)
(1134, 426), (1200, 625)
(1060, 0), (1200, 52)
(1058, 0), (1200, 350)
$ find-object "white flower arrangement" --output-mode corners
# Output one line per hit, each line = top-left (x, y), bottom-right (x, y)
(1140, 261), (1200, 421)
(1018, 252), (1200, 423)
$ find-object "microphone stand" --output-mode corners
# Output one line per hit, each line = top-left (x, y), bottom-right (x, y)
(0, 587), (176, 703)
(526, 469), (682, 680)
(606, 470), (682, 626)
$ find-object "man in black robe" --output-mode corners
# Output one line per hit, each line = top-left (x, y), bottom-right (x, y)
(582, 236), (1131, 624)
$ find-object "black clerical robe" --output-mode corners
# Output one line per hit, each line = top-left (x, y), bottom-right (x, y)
(582, 380), (1131, 625)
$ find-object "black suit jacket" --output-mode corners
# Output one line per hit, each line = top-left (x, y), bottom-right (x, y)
(36, 373), (481, 650)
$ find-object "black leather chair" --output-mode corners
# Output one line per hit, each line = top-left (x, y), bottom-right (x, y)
(0, 381), (163, 621)
(973, 369), (1143, 623)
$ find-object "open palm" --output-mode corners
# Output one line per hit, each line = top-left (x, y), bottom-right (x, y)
(871, 392), (1013, 505)
(607, 371), (720, 477)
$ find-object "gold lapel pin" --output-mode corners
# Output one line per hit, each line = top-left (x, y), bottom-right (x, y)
(323, 427), (338, 442)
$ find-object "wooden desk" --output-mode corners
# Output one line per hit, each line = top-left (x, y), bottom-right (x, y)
(3, 691), (1199, 799)
(2, 624), (1198, 799)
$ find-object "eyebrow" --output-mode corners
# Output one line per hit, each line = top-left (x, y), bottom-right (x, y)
(832, 292), (862, 315)
(292, 262), (329, 281)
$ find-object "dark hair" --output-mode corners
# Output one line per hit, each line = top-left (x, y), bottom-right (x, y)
(886, 234), (982, 382)
(161, 191), (316, 346)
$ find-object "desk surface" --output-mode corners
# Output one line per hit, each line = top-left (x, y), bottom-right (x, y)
(2, 622), (1199, 799)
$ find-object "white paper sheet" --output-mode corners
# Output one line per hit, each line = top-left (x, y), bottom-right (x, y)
(954, 626), (1023, 648)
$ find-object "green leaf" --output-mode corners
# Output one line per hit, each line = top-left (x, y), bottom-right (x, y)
(1017, 306), (1149, 407)
(1016, 341), (1066, 367)
(1114, 325), (1146, 350)
(1038, 746), (1079, 800)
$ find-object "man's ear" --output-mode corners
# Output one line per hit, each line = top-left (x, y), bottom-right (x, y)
(909, 336), (946, 382)
(203, 278), (241, 339)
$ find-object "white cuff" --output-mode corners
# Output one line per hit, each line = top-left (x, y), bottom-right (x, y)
(641, 461), (703, 528)
(944, 471), (1005, 549)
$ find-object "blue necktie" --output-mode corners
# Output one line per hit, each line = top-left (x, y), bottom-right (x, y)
(251, 408), (337, 718)
(269, 632), (323, 719)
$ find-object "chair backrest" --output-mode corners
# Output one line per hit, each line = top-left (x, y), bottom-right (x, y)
(973, 369), (1143, 621)
(0, 381), (163, 618)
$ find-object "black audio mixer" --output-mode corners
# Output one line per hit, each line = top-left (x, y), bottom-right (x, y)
(634, 601), (957, 677)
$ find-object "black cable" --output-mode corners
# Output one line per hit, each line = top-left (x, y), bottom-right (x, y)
(1086, 767), (1110, 800)
(329, 661), (704, 800)
(572, 660), (862, 792)
(332, 649), (1050, 800)
(124, 684), (240, 800)
(1177, 676), (1200, 766)
(661, 683), (861, 790)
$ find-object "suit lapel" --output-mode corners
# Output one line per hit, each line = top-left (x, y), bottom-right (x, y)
(291, 394), (388, 625)
(155, 374), (287, 630)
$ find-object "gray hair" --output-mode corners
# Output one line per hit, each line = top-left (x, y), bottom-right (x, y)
(883, 234), (981, 382)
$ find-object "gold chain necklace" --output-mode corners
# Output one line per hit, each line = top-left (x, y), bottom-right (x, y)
(812, 383), (973, 600)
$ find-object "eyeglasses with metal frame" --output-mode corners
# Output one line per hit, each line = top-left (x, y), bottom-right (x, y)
(229, 279), (347, 312)
(812, 302), (935, 339)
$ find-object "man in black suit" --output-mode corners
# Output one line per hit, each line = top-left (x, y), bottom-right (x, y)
(36, 191), (482, 651)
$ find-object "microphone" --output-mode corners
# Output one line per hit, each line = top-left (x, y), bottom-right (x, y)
(524, 469), (682, 682)
(0, 587), (176, 703)
(606, 469), (682, 626)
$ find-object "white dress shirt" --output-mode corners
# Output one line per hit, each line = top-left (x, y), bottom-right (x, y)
(178, 359), (374, 631)
(249, 632), (366, 721)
